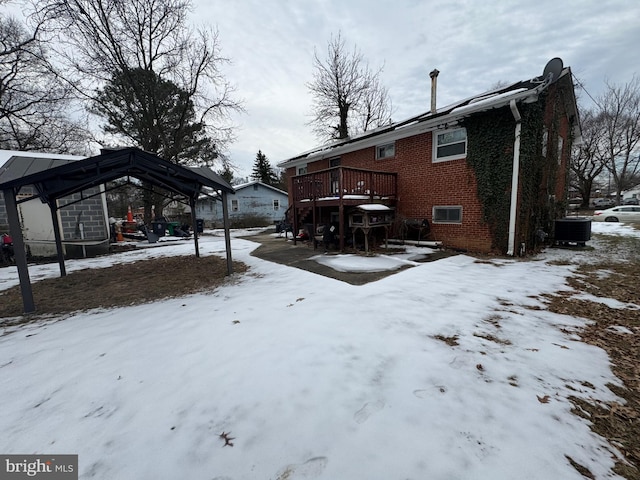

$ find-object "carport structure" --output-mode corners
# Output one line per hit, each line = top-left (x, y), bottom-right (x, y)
(0, 147), (235, 314)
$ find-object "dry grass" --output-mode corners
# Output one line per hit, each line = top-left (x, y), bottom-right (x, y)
(0, 255), (247, 321)
(545, 233), (640, 479)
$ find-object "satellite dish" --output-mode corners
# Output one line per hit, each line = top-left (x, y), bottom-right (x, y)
(543, 57), (563, 84)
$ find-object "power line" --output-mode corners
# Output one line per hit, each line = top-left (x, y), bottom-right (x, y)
(572, 73), (601, 109)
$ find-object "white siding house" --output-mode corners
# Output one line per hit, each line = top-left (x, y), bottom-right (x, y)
(195, 180), (288, 227)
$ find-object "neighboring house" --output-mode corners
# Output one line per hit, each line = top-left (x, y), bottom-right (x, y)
(278, 60), (580, 255)
(194, 180), (288, 227)
(621, 184), (640, 202)
(0, 150), (110, 258)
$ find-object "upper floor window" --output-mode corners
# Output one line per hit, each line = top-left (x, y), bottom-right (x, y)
(376, 142), (395, 160)
(297, 165), (308, 175)
(433, 128), (467, 162)
(557, 136), (564, 165)
(253, 184), (259, 191)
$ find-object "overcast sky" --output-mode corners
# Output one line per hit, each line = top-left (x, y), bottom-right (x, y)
(189, 0), (639, 178)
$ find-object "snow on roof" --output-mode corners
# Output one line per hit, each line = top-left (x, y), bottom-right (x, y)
(277, 67), (572, 169)
(232, 179), (287, 195)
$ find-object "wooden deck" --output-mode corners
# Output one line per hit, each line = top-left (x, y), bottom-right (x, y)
(291, 167), (397, 206)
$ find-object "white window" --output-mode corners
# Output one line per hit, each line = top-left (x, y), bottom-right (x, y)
(297, 165), (307, 175)
(542, 127), (548, 156)
(273, 199), (280, 210)
(433, 128), (467, 162)
(557, 136), (564, 164)
(231, 199), (239, 212)
(376, 142), (395, 159)
(432, 206), (462, 224)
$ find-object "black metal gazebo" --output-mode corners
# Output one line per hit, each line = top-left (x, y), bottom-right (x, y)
(0, 147), (235, 314)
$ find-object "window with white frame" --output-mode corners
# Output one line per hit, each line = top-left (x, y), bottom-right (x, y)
(541, 127), (548, 157)
(557, 136), (564, 164)
(231, 199), (239, 211)
(273, 199), (280, 210)
(433, 128), (467, 162)
(376, 142), (395, 160)
(432, 206), (462, 224)
(297, 165), (307, 175)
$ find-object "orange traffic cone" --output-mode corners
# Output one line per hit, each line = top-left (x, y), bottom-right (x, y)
(116, 223), (124, 242)
(127, 205), (134, 222)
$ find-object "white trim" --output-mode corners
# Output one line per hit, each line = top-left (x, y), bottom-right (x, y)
(432, 127), (467, 162)
(375, 142), (395, 160)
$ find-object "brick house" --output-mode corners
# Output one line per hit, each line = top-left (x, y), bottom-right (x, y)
(278, 61), (580, 255)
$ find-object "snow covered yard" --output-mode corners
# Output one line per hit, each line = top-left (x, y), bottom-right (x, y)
(0, 224), (637, 479)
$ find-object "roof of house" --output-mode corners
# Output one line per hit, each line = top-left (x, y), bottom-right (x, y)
(278, 65), (579, 169)
(232, 180), (288, 196)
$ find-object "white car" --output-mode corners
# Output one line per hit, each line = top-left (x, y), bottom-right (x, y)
(592, 198), (615, 208)
(592, 206), (640, 222)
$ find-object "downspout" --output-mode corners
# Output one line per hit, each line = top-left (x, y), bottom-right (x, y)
(507, 99), (522, 256)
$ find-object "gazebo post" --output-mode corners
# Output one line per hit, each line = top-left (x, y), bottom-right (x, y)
(49, 202), (67, 277)
(190, 196), (200, 258)
(221, 190), (233, 275)
(3, 188), (35, 313)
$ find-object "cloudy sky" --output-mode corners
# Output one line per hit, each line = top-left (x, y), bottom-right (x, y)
(189, 0), (639, 178)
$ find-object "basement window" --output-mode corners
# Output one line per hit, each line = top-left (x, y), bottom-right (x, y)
(432, 206), (462, 224)
(433, 127), (467, 162)
(376, 142), (395, 160)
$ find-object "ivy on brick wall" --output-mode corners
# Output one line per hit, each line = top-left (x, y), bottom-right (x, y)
(463, 91), (567, 254)
(463, 107), (520, 252)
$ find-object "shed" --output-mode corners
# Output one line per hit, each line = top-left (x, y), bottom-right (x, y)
(0, 152), (110, 258)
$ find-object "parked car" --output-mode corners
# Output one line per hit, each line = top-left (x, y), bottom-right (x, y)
(592, 206), (640, 222)
(592, 198), (615, 208)
(622, 197), (639, 205)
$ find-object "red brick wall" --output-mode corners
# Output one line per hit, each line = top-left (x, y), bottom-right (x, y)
(335, 132), (493, 252)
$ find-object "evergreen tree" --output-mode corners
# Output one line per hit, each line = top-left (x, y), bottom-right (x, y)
(251, 150), (278, 186)
(218, 160), (235, 184)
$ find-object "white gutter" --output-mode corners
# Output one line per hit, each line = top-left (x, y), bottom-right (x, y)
(507, 99), (522, 256)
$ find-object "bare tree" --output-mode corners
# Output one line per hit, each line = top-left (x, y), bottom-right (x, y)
(598, 76), (640, 202)
(0, 2), (90, 152)
(33, 0), (241, 162)
(33, 0), (242, 220)
(307, 31), (391, 141)
(569, 109), (607, 207)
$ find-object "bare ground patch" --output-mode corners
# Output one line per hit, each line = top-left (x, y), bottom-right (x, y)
(0, 255), (247, 321)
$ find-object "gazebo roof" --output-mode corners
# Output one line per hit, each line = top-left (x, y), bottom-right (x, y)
(0, 147), (234, 201)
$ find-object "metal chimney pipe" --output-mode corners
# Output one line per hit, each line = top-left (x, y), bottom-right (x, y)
(429, 69), (440, 114)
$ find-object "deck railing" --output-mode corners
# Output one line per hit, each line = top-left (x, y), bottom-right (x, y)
(291, 167), (397, 204)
